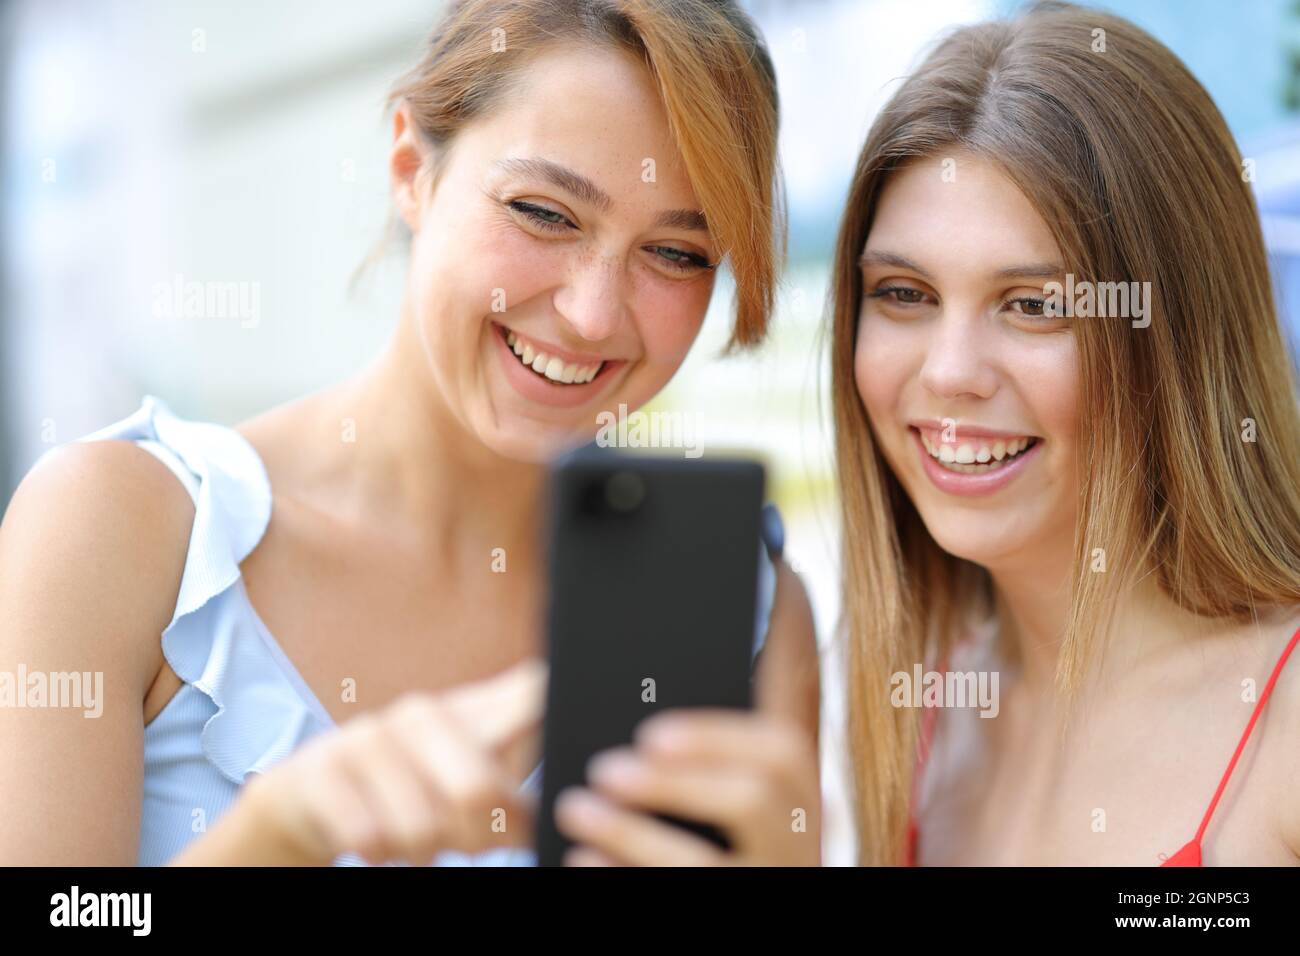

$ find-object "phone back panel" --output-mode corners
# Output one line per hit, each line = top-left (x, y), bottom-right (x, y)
(534, 450), (766, 865)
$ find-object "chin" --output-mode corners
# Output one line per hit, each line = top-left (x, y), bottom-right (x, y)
(915, 508), (1034, 569)
(478, 417), (594, 465)
(928, 536), (1009, 568)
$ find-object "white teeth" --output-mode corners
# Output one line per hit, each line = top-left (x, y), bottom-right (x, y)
(921, 430), (1035, 473)
(504, 329), (604, 385)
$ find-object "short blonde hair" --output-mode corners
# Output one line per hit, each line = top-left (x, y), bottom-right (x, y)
(386, 0), (786, 350)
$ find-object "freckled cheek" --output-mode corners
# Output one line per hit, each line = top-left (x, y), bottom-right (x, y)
(629, 276), (712, 370)
(412, 211), (562, 321)
(459, 226), (570, 316)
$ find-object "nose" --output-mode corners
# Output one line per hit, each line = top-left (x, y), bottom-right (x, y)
(552, 253), (628, 343)
(917, 308), (998, 402)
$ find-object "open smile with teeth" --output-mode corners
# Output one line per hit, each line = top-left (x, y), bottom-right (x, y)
(918, 430), (1040, 474)
(503, 328), (605, 385)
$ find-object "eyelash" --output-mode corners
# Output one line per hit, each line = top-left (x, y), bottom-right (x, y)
(509, 200), (572, 233)
(868, 286), (928, 306)
(506, 200), (714, 274)
(868, 286), (1051, 319)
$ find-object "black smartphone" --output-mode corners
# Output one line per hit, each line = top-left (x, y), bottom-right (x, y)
(534, 446), (767, 866)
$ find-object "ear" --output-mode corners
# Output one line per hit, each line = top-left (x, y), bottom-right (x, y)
(390, 101), (429, 233)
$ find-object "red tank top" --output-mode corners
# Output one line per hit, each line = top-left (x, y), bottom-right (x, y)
(905, 624), (1300, 866)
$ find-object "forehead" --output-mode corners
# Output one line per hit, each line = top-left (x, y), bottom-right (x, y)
(867, 153), (1061, 274)
(460, 43), (698, 207)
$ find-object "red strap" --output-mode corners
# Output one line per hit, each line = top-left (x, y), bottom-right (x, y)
(909, 625), (1299, 866)
(1189, 624), (1300, 846)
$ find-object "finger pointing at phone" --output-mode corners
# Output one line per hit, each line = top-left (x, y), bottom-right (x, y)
(172, 658), (548, 866)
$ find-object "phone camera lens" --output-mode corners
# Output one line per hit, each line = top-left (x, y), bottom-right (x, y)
(604, 471), (645, 513)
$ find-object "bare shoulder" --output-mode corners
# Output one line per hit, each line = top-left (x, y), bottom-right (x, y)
(0, 439), (195, 687)
(755, 560), (821, 750)
(0, 439), (197, 862)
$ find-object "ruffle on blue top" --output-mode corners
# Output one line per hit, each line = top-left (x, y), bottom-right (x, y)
(69, 394), (779, 866)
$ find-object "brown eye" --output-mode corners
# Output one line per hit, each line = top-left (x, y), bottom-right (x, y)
(1009, 297), (1047, 317)
(869, 286), (928, 306)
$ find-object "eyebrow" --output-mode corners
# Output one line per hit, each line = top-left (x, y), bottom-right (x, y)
(496, 158), (613, 212)
(495, 157), (708, 232)
(654, 208), (709, 232)
(858, 249), (933, 280)
(859, 249), (1064, 282)
(991, 262), (1066, 280)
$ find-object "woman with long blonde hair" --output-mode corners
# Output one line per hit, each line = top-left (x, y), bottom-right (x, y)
(832, 0), (1300, 865)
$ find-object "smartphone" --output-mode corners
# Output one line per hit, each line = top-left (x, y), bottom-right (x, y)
(534, 446), (767, 866)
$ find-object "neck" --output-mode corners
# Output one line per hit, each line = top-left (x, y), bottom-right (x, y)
(986, 548), (1213, 694)
(986, 550), (1073, 690)
(305, 312), (547, 564)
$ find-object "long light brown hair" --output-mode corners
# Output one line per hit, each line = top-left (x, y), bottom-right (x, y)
(375, 0), (785, 349)
(830, 0), (1300, 865)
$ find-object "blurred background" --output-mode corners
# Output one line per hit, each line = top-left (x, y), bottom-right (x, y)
(3, 0), (1299, 865)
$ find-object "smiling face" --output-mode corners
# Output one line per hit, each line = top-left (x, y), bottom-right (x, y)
(854, 152), (1080, 571)
(390, 43), (718, 462)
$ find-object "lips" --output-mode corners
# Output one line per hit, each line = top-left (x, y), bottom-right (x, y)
(908, 423), (1043, 496)
(502, 327), (605, 385)
(918, 430), (1038, 473)
(491, 322), (623, 409)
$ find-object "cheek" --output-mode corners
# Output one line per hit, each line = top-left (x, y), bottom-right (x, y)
(631, 274), (713, 367)
(464, 221), (566, 319)
(853, 311), (914, 427)
(1048, 352), (1081, 502)
(413, 212), (568, 344)
(1017, 339), (1080, 461)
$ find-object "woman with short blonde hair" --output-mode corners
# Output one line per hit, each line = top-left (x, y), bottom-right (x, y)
(0, 0), (820, 867)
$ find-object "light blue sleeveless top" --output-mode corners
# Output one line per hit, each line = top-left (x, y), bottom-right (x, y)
(71, 395), (778, 866)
